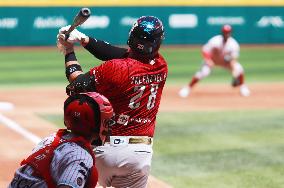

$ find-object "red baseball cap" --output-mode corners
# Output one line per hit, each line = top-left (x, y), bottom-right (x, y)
(222, 24), (232, 34)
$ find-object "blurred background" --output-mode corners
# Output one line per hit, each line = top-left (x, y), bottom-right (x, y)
(1, 0), (284, 46)
(0, 1), (284, 188)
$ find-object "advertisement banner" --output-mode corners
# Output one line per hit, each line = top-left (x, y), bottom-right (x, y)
(0, 6), (284, 46)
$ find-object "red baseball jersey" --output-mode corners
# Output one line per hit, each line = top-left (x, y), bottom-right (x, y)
(90, 54), (168, 137)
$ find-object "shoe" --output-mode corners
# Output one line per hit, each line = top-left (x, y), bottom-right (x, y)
(179, 86), (191, 98)
(240, 85), (250, 97)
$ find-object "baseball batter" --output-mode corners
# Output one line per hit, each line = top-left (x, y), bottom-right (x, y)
(57, 16), (167, 188)
(179, 24), (251, 97)
(9, 92), (114, 188)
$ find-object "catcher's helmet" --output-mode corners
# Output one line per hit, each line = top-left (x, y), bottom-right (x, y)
(127, 16), (164, 58)
(222, 24), (232, 34)
(64, 92), (113, 143)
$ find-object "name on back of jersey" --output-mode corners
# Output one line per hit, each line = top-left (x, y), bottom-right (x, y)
(131, 73), (167, 85)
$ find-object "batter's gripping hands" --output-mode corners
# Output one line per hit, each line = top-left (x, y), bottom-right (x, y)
(58, 25), (87, 44)
(56, 25), (87, 54)
(57, 35), (73, 55)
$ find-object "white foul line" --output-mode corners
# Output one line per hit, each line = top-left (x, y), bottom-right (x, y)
(0, 113), (41, 144)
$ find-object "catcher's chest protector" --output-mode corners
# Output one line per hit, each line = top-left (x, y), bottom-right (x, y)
(20, 129), (98, 188)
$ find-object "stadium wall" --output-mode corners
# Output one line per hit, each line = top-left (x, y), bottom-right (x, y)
(0, 6), (284, 46)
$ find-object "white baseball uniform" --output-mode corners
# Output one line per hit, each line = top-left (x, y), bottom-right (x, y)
(202, 35), (240, 65)
(179, 32), (250, 98)
(9, 132), (95, 188)
(94, 136), (153, 188)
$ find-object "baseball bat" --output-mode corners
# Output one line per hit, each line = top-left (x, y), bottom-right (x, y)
(65, 7), (91, 40)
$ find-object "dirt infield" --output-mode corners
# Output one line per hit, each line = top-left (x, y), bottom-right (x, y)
(0, 83), (283, 187)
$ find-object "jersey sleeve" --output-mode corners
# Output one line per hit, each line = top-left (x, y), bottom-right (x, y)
(84, 37), (128, 61)
(90, 60), (124, 96)
(202, 37), (216, 55)
(51, 143), (94, 188)
(202, 42), (211, 55)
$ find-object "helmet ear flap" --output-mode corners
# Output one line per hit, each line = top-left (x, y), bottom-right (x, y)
(82, 92), (114, 144)
(128, 36), (155, 54)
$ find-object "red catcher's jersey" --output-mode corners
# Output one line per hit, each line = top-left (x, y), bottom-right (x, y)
(90, 54), (168, 137)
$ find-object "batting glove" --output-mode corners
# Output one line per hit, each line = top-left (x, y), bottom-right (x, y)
(57, 34), (74, 55)
(58, 25), (87, 43)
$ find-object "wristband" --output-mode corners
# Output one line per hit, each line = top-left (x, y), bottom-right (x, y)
(65, 64), (82, 80)
(65, 52), (77, 64)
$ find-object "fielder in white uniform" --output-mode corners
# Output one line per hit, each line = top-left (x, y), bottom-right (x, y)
(179, 24), (251, 97)
(9, 92), (114, 188)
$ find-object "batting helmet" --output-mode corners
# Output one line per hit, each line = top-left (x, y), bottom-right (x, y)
(64, 92), (113, 143)
(127, 16), (164, 58)
(222, 24), (232, 34)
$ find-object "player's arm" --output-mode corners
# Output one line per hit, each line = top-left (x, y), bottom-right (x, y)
(81, 37), (128, 61)
(58, 25), (128, 61)
(202, 46), (214, 67)
(57, 35), (114, 96)
(226, 40), (240, 65)
(202, 36), (221, 67)
(62, 44), (96, 95)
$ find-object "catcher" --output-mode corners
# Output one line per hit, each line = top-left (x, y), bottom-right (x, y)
(9, 92), (114, 188)
(179, 24), (251, 97)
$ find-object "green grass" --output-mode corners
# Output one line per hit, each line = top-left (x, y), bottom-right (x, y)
(4, 46), (284, 187)
(152, 110), (284, 188)
(1, 46), (284, 86)
(162, 47), (284, 84)
(41, 110), (284, 188)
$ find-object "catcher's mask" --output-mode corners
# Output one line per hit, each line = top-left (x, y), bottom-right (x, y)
(127, 16), (164, 59)
(64, 92), (114, 144)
